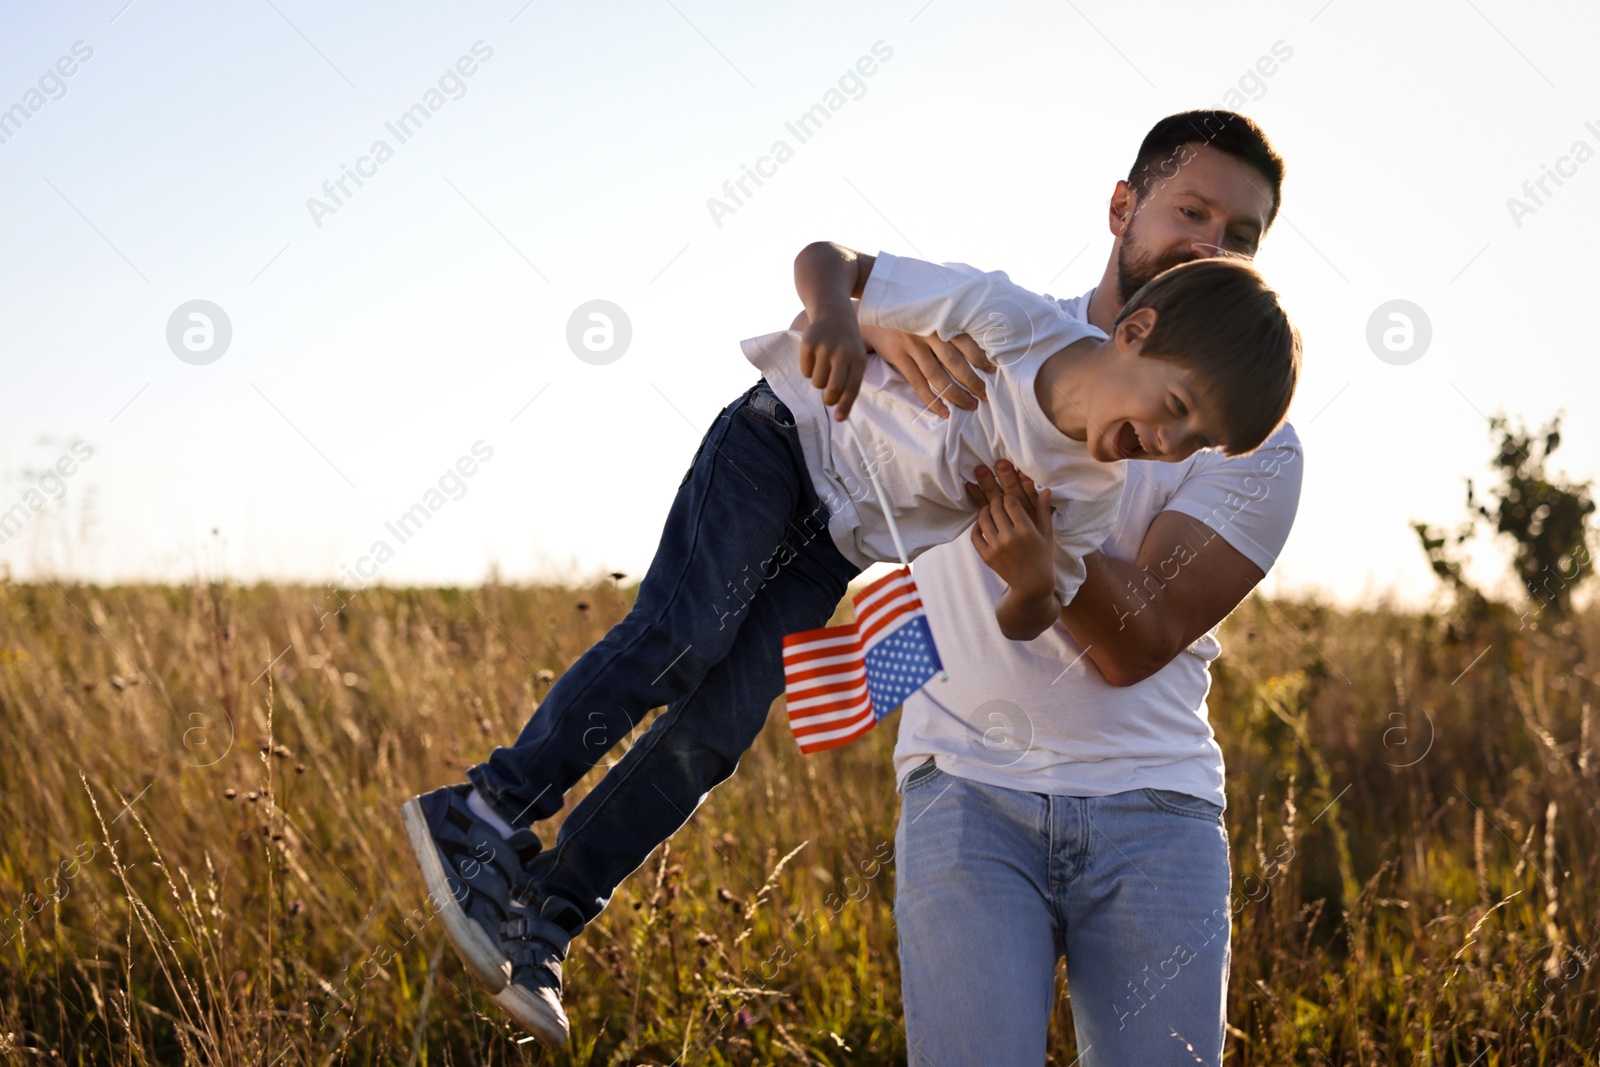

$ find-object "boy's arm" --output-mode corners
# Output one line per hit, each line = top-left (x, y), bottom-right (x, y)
(793, 242), (876, 420)
(804, 250), (1040, 420)
(993, 574), (1062, 642)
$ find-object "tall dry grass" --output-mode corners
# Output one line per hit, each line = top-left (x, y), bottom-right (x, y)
(0, 578), (1594, 1065)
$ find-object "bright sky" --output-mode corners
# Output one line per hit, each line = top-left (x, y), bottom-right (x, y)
(2, 0), (1596, 607)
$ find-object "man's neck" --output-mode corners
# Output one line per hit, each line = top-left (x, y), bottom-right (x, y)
(1085, 264), (1123, 335)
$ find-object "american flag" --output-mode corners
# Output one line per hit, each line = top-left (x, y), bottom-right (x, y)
(783, 567), (944, 754)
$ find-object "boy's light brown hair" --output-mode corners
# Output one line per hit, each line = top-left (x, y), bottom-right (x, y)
(1115, 256), (1300, 455)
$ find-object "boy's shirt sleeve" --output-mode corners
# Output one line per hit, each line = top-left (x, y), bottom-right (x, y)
(859, 252), (1080, 363)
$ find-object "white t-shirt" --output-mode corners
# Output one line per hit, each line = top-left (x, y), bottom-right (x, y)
(891, 287), (1305, 809)
(742, 253), (1124, 606)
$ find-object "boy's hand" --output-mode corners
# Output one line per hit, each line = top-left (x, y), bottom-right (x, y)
(793, 242), (875, 420)
(800, 312), (869, 420)
(970, 460), (1055, 599)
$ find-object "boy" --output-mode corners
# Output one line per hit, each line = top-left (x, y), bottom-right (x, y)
(400, 242), (1300, 1046)
(770, 242), (1294, 638)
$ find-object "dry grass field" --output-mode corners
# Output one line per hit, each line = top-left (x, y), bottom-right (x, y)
(0, 577), (1595, 1065)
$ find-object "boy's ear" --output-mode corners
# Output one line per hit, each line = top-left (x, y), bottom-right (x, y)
(1108, 181), (1137, 237)
(1114, 306), (1158, 353)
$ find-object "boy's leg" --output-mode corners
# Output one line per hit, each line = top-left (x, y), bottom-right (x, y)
(894, 765), (1059, 1067)
(1062, 789), (1232, 1066)
(479, 383), (857, 1042)
(403, 379), (853, 1044)
(516, 510), (859, 927)
(466, 380), (838, 831)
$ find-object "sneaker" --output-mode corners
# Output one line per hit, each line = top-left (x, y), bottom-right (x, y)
(399, 783), (542, 993)
(492, 896), (581, 1048)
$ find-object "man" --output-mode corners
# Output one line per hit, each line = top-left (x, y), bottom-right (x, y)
(407, 107), (1298, 1058)
(866, 110), (1303, 1066)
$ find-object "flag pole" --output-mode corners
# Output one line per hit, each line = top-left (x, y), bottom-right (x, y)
(845, 417), (947, 682)
(845, 418), (910, 568)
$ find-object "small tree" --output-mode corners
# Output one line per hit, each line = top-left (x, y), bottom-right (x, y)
(1415, 413), (1595, 618)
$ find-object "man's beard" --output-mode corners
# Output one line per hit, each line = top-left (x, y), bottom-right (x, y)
(1116, 213), (1200, 305)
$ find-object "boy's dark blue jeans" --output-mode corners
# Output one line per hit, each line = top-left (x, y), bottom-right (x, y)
(467, 380), (861, 928)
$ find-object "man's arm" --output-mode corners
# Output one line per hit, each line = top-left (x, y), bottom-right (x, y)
(1059, 513), (1265, 686)
(966, 463), (1268, 686)
(789, 306), (995, 417)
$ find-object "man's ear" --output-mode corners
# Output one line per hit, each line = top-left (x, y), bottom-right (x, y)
(1113, 306), (1158, 353)
(1108, 181), (1137, 237)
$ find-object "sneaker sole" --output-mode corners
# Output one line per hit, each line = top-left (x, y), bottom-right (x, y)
(493, 983), (570, 1048)
(400, 797), (513, 993)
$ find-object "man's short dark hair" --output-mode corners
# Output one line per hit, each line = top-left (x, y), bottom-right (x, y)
(1127, 110), (1285, 229)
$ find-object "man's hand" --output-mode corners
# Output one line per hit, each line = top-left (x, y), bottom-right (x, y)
(970, 460), (1060, 640)
(963, 459), (1050, 512)
(863, 326), (996, 418)
(788, 308), (998, 420)
(800, 312), (869, 420)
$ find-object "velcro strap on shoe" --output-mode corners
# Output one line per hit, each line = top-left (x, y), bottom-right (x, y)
(500, 916), (572, 956)
(450, 798), (542, 867)
(503, 827), (542, 868)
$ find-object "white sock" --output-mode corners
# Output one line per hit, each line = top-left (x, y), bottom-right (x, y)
(466, 787), (519, 839)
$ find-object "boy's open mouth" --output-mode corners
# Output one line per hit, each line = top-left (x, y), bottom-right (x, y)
(1115, 421), (1146, 459)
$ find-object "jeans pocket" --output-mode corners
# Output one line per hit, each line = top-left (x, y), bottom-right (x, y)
(739, 380), (799, 435)
(901, 759), (941, 793)
(1141, 787), (1224, 822)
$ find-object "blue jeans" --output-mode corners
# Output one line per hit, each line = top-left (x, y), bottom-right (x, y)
(895, 765), (1232, 1067)
(468, 381), (860, 928)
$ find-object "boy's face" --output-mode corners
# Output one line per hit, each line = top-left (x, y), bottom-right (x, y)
(1079, 141), (1279, 463)
(1085, 308), (1226, 464)
(1112, 143), (1277, 304)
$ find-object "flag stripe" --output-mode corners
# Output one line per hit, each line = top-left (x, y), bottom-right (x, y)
(790, 708), (880, 751)
(792, 710), (878, 746)
(782, 633), (861, 657)
(853, 566), (911, 611)
(790, 694), (873, 732)
(786, 680), (869, 710)
(859, 594), (924, 648)
(783, 650), (866, 673)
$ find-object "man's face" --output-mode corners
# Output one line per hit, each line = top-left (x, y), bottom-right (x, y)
(1114, 143), (1276, 304)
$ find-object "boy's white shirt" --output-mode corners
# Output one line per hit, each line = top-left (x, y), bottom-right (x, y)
(890, 285), (1306, 809)
(741, 252), (1123, 607)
